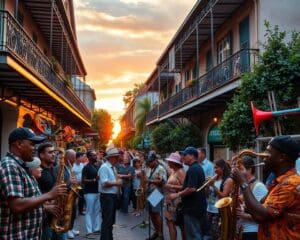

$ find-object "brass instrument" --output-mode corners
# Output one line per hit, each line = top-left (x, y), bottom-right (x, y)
(136, 165), (147, 209)
(196, 174), (217, 192)
(215, 149), (270, 240)
(50, 156), (82, 233)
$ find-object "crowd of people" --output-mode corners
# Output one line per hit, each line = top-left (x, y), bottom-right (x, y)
(0, 127), (300, 240)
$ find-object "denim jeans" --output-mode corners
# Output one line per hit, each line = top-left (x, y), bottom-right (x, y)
(184, 214), (203, 240)
(120, 185), (131, 213)
(84, 193), (101, 234)
(100, 193), (117, 240)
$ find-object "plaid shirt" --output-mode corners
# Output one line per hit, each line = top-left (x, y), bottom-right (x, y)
(0, 153), (43, 239)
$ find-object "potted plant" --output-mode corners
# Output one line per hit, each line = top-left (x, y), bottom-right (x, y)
(187, 79), (196, 87)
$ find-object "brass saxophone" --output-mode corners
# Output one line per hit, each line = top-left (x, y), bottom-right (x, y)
(50, 157), (82, 233)
(135, 165), (146, 209)
(215, 149), (270, 240)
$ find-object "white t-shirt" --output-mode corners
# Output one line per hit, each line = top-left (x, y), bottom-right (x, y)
(72, 163), (85, 183)
(207, 179), (222, 214)
(241, 181), (268, 233)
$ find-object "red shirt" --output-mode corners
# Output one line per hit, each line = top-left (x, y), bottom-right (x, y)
(258, 168), (300, 240)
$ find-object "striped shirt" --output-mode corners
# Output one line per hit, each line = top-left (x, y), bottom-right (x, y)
(0, 153), (43, 239)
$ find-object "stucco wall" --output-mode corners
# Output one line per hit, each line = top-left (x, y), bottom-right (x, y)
(0, 102), (18, 159)
(258, 0), (300, 44)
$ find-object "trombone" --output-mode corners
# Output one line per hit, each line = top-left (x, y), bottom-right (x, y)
(196, 174), (217, 192)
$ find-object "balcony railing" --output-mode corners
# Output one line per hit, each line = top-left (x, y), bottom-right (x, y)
(0, 11), (91, 122)
(147, 48), (258, 122)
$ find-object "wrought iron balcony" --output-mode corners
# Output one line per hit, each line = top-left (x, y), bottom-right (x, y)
(147, 48), (258, 123)
(0, 11), (91, 122)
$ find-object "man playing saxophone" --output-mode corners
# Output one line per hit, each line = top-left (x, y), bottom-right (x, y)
(0, 128), (67, 240)
(232, 136), (300, 240)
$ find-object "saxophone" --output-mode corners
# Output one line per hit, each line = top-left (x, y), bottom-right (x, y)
(135, 165), (147, 209)
(215, 149), (270, 240)
(50, 156), (82, 233)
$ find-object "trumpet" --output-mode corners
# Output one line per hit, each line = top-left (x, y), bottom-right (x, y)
(196, 174), (218, 192)
(251, 162), (265, 167)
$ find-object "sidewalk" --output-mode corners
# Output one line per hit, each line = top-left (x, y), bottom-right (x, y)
(73, 209), (155, 240)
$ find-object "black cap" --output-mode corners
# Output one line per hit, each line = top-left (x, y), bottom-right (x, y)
(180, 146), (198, 159)
(8, 127), (46, 144)
(146, 150), (157, 163)
(269, 135), (300, 161)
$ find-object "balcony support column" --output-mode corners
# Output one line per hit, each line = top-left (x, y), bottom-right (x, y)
(50, 0), (54, 54)
(14, 0), (18, 19)
(158, 66), (161, 118)
(210, 8), (215, 67)
(196, 24), (199, 78)
(60, 32), (64, 64)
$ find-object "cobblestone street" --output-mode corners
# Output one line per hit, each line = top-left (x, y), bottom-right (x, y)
(72, 208), (179, 240)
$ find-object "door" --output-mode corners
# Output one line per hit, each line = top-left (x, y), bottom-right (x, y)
(239, 16), (250, 72)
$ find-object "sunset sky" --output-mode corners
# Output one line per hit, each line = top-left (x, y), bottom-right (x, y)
(74, 0), (196, 137)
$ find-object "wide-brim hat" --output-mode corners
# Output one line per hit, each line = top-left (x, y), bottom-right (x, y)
(106, 147), (121, 158)
(165, 152), (183, 166)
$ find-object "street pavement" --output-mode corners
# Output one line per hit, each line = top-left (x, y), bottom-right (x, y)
(72, 207), (182, 240)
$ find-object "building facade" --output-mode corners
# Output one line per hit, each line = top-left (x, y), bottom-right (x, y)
(142, 0), (299, 160)
(72, 77), (96, 113)
(0, 0), (92, 157)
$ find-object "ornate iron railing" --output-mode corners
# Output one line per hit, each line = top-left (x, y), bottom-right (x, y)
(146, 104), (159, 123)
(147, 48), (258, 122)
(0, 11), (91, 122)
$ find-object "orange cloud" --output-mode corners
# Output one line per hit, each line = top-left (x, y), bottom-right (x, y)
(74, 0), (196, 136)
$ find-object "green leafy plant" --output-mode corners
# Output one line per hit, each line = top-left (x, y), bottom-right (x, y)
(220, 23), (300, 150)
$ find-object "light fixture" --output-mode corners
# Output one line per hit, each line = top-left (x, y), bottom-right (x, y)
(213, 117), (218, 123)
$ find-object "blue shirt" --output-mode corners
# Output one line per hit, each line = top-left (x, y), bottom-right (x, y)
(296, 157), (300, 175)
(98, 161), (118, 194)
(200, 158), (214, 178)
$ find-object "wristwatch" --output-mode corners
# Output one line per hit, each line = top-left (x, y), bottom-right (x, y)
(240, 182), (249, 190)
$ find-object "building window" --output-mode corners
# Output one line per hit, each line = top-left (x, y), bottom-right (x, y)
(206, 50), (212, 71)
(217, 33), (231, 64)
(184, 70), (190, 83)
(192, 62), (198, 80)
(175, 83), (181, 93)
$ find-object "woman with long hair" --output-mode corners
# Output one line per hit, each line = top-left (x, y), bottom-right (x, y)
(164, 152), (186, 240)
(207, 158), (233, 240)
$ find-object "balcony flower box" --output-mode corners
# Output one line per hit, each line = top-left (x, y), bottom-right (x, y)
(187, 79), (196, 87)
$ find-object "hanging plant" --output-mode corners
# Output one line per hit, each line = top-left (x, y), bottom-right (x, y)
(50, 56), (59, 74)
